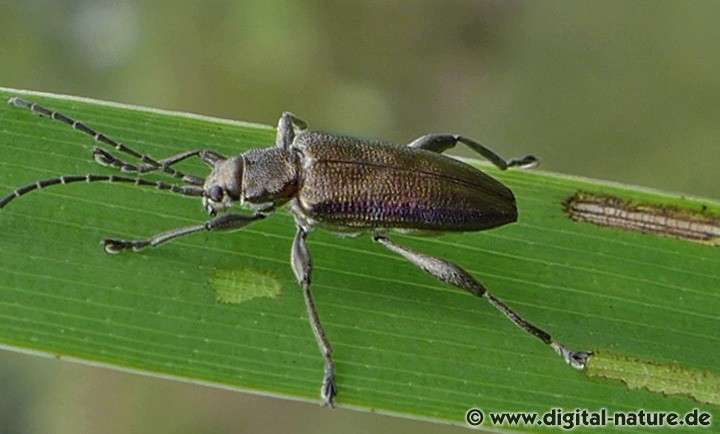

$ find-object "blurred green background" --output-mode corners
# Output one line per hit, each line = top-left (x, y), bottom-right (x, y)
(0, 1), (718, 433)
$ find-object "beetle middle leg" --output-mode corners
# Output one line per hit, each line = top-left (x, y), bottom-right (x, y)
(291, 225), (337, 407)
(276, 112), (308, 150)
(373, 235), (591, 370)
(407, 134), (538, 170)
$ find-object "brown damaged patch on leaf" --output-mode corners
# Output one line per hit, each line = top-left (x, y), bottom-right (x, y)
(563, 191), (720, 245)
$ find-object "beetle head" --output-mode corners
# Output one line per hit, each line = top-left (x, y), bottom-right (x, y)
(202, 147), (298, 216)
(202, 155), (243, 215)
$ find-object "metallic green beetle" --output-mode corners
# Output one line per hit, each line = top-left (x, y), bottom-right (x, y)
(0, 97), (591, 407)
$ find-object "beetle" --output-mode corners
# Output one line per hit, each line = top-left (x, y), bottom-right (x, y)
(0, 97), (591, 406)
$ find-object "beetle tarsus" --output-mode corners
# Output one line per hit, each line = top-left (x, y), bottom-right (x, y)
(506, 154), (539, 169)
(103, 238), (149, 254)
(552, 342), (593, 370)
(321, 360), (338, 407)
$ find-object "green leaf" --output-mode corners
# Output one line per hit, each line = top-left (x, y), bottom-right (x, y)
(1, 88), (718, 432)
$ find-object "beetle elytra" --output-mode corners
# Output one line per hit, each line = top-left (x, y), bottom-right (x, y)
(1, 97), (591, 407)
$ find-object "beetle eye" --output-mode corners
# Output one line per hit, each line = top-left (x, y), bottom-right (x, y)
(208, 185), (224, 202)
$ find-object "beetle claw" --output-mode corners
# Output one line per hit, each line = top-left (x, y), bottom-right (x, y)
(508, 154), (539, 169)
(321, 375), (338, 408)
(552, 342), (593, 370)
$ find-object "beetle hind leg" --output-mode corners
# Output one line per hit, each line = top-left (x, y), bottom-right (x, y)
(373, 235), (591, 370)
(407, 134), (538, 170)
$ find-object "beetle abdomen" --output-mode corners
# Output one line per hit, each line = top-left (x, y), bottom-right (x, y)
(294, 133), (517, 232)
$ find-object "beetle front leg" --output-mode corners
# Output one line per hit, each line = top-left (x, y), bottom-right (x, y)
(373, 235), (591, 370)
(92, 148), (226, 186)
(407, 134), (538, 170)
(92, 148), (207, 185)
(291, 225), (337, 407)
(103, 213), (265, 253)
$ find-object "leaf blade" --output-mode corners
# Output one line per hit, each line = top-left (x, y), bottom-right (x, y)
(0, 88), (718, 432)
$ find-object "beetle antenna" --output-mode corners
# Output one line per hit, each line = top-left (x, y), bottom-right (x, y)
(7, 97), (197, 183)
(0, 174), (203, 209)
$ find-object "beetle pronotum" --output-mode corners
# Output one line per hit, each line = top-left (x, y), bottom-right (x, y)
(1, 97), (591, 406)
